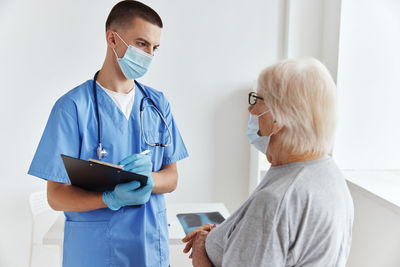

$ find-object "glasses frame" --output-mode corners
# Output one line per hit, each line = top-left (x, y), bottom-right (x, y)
(248, 92), (264, 105)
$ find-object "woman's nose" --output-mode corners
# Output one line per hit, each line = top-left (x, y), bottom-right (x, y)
(248, 105), (256, 114)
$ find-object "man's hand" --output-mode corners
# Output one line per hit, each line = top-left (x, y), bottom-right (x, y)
(102, 179), (153, 210)
(119, 153), (152, 176)
(102, 153), (154, 210)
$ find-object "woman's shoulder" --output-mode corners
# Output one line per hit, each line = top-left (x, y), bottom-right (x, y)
(250, 158), (341, 210)
(289, 157), (347, 197)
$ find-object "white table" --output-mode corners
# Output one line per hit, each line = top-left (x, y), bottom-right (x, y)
(43, 202), (230, 246)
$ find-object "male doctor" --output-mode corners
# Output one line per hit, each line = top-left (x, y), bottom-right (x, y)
(28, 1), (188, 266)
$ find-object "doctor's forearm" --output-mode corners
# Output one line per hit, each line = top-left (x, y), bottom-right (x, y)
(152, 162), (178, 194)
(47, 181), (107, 212)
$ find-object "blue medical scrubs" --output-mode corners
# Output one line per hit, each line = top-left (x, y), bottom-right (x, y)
(28, 79), (188, 267)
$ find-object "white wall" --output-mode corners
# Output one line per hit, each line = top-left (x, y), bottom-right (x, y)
(285, 0), (341, 78)
(139, 0), (282, 208)
(0, 1), (117, 266)
(335, 1), (400, 265)
(334, 0), (400, 170)
(252, 0), (342, 189)
(0, 1), (283, 266)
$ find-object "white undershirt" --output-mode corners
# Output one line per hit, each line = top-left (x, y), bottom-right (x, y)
(97, 82), (135, 120)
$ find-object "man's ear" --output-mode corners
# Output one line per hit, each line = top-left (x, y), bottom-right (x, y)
(105, 30), (117, 48)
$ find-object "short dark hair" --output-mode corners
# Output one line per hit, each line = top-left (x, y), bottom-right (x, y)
(105, 0), (163, 32)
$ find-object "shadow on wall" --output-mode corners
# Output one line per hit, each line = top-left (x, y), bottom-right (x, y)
(211, 85), (252, 211)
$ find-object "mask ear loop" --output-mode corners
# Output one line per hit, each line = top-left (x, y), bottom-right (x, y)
(112, 48), (119, 59)
(257, 110), (270, 118)
(112, 31), (129, 59)
(114, 31), (129, 47)
(258, 110), (277, 137)
(258, 110), (278, 124)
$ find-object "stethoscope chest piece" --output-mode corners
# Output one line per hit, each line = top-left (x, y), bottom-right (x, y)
(97, 143), (107, 160)
(92, 70), (172, 160)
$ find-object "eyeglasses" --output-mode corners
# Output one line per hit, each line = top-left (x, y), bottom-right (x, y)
(248, 92), (264, 105)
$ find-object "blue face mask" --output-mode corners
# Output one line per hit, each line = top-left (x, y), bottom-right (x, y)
(247, 111), (271, 154)
(113, 32), (153, 80)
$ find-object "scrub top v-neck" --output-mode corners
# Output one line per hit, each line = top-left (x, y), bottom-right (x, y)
(97, 81), (135, 120)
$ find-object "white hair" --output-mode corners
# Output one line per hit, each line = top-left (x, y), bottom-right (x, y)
(258, 57), (338, 156)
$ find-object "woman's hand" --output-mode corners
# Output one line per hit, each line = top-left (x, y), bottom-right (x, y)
(191, 230), (213, 267)
(182, 223), (216, 255)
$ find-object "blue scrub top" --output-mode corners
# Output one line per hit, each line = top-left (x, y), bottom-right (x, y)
(28, 79), (188, 267)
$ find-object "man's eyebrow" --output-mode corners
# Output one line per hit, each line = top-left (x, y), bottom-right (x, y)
(135, 37), (160, 47)
(135, 37), (150, 44)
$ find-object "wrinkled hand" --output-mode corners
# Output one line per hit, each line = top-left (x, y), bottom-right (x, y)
(192, 230), (213, 267)
(102, 154), (154, 210)
(182, 223), (216, 257)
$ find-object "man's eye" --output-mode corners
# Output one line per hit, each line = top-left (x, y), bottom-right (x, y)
(137, 42), (146, 47)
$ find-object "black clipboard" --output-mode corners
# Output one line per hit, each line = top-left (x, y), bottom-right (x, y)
(61, 154), (148, 192)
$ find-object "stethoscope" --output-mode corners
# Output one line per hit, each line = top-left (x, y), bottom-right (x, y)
(93, 71), (172, 160)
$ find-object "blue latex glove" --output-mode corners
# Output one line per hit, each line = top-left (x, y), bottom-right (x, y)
(102, 154), (154, 210)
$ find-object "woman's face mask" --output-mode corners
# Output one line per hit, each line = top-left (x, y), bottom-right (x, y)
(247, 111), (271, 154)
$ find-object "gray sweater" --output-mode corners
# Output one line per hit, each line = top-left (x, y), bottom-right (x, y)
(205, 156), (354, 267)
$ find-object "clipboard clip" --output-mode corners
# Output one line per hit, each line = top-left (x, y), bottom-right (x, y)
(88, 159), (124, 170)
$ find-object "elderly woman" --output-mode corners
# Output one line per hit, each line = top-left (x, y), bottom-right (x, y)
(183, 58), (354, 267)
